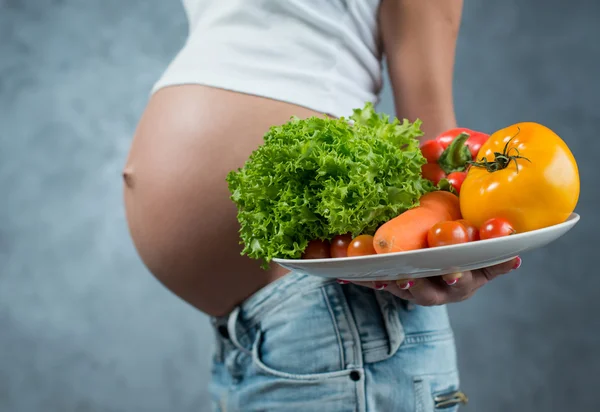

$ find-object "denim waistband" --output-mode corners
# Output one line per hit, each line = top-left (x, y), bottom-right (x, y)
(239, 272), (334, 326)
(211, 271), (406, 366)
(210, 272), (333, 347)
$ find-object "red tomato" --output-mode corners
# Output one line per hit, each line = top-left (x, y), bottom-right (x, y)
(347, 235), (377, 257)
(435, 128), (473, 150)
(330, 233), (353, 258)
(465, 132), (490, 160)
(421, 163), (446, 185)
(302, 239), (331, 259)
(427, 221), (470, 247)
(446, 171), (467, 194)
(479, 218), (516, 240)
(456, 219), (480, 241)
(420, 140), (445, 163)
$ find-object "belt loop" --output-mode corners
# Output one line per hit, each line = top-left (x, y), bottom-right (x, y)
(333, 283), (364, 369)
(374, 292), (405, 359)
(227, 306), (252, 355)
(210, 316), (225, 363)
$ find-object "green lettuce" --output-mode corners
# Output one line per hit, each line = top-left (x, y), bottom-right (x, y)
(226, 103), (433, 267)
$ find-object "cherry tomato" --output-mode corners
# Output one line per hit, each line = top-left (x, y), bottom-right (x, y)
(479, 217), (516, 240)
(427, 221), (469, 247)
(465, 132), (490, 160)
(446, 171), (467, 194)
(420, 140), (445, 163)
(347, 235), (377, 257)
(435, 127), (473, 150)
(302, 239), (331, 259)
(330, 233), (353, 258)
(421, 163), (446, 185)
(456, 219), (480, 241)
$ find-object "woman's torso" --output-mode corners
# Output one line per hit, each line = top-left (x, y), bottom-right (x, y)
(126, 0), (385, 316)
(154, 0), (384, 118)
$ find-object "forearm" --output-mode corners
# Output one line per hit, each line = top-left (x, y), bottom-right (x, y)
(380, 0), (463, 141)
(391, 86), (457, 141)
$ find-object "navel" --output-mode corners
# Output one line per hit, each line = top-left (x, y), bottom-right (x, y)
(122, 165), (135, 188)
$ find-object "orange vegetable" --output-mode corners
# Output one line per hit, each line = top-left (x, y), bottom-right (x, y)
(418, 191), (462, 221)
(479, 217), (516, 240)
(460, 122), (579, 233)
(302, 240), (331, 259)
(373, 206), (447, 253)
(330, 234), (353, 258)
(347, 235), (377, 257)
(456, 219), (480, 241)
(427, 221), (470, 247)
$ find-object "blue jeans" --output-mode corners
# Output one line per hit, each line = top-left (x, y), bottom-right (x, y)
(210, 272), (466, 411)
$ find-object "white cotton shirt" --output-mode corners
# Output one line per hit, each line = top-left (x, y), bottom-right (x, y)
(152, 0), (383, 118)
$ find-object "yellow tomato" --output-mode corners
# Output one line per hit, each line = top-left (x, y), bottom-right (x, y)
(460, 122), (579, 233)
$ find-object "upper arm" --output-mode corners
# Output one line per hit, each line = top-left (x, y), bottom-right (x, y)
(379, 0), (463, 138)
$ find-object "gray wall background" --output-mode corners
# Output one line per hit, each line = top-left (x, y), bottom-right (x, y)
(1, 0), (598, 411)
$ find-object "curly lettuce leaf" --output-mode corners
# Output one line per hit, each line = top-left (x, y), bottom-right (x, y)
(226, 102), (433, 267)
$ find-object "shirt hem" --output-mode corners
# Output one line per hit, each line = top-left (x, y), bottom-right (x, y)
(151, 68), (376, 119)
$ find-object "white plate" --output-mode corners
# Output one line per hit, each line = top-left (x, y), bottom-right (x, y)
(273, 213), (580, 281)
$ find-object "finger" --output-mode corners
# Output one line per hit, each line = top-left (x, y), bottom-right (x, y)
(441, 272), (464, 286)
(371, 281), (390, 291)
(404, 277), (450, 306)
(395, 278), (416, 291)
(336, 278), (415, 301)
(446, 268), (504, 300)
(384, 281), (415, 301)
(337, 279), (390, 290)
(441, 257), (523, 299)
(442, 256), (522, 288)
(440, 271), (483, 302)
(477, 256), (522, 282)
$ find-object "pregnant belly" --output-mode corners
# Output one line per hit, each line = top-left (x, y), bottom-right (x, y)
(124, 84), (323, 316)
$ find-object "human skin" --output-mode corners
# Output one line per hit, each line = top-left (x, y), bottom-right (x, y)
(123, 0), (518, 316)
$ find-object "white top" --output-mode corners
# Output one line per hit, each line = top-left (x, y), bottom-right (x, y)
(152, 0), (383, 118)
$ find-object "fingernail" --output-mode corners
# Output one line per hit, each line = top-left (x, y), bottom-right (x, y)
(397, 280), (414, 290)
(512, 256), (522, 270)
(445, 273), (463, 286)
(337, 279), (350, 284)
(373, 282), (388, 290)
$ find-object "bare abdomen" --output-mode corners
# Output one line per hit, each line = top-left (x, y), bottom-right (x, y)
(123, 85), (322, 316)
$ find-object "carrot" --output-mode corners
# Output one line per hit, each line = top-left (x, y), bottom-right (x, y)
(418, 191), (462, 221)
(373, 206), (447, 253)
(373, 191), (462, 254)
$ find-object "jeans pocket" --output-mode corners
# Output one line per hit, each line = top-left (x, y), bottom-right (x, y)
(251, 328), (356, 381)
(249, 287), (355, 381)
(414, 370), (468, 412)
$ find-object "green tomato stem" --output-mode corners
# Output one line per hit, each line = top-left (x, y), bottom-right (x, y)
(437, 132), (472, 174)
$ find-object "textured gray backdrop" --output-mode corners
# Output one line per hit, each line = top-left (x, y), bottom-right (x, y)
(1, 0), (598, 411)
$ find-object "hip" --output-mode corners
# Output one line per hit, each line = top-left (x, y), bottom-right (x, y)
(209, 272), (466, 411)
